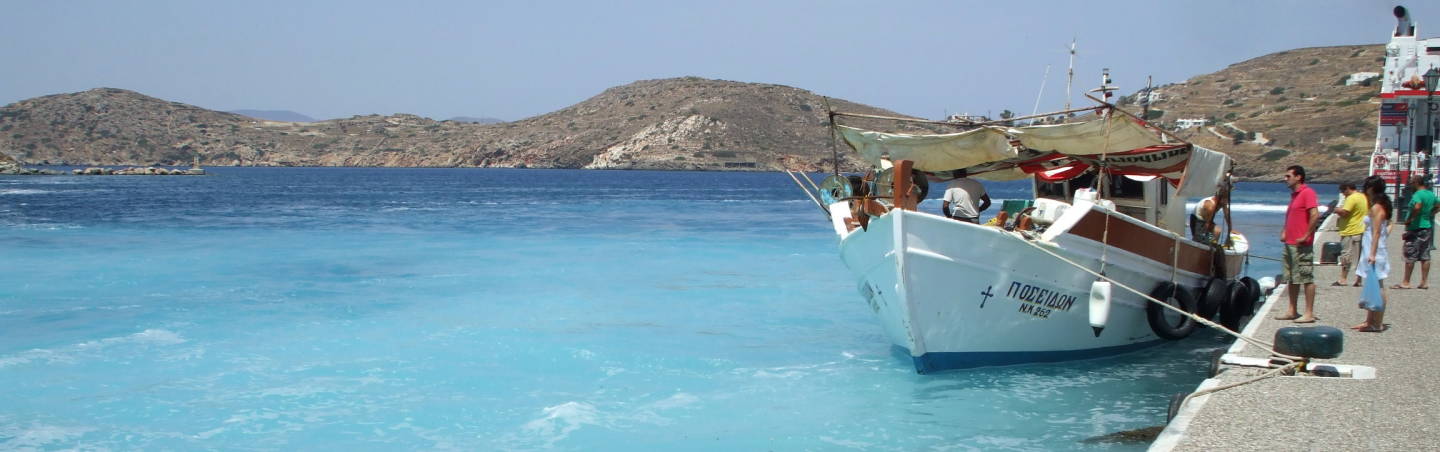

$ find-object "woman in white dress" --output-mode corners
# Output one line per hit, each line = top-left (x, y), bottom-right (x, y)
(1354, 175), (1393, 332)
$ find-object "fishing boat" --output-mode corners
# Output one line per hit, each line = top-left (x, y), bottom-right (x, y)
(786, 86), (1261, 373)
(1372, 5), (1439, 207)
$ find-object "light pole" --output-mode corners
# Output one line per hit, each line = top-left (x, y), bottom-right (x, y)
(1424, 67), (1439, 184)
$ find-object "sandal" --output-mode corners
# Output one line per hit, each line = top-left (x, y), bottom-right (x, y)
(1391, 284), (1412, 290)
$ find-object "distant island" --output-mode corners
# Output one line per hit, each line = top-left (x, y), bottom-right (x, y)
(0, 44), (1388, 182)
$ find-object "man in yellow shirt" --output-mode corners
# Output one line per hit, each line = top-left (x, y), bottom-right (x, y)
(1333, 182), (1368, 286)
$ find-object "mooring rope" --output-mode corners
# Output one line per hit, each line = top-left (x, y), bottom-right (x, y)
(1246, 254), (1284, 263)
(1178, 361), (1303, 411)
(1012, 235), (1301, 362)
(1098, 110), (1114, 277)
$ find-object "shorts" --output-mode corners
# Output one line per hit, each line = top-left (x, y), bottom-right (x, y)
(1403, 228), (1434, 263)
(1339, 234), (1362, 269)
(1282, 244), (1315, 285)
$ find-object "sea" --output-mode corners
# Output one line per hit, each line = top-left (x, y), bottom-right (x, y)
(0, 168), (1324, 450)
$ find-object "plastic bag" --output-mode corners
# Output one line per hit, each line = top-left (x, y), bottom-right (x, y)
(1360, 261), (1385, 312)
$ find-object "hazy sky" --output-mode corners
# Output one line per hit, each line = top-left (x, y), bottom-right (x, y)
(0, 0), (1420, 122)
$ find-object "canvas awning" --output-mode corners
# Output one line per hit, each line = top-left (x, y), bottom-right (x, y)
(836, 116), (1229, 187)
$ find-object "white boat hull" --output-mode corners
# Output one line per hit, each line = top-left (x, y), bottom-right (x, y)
(839, 206), (1236, 372)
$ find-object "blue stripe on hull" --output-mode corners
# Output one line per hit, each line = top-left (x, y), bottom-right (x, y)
(911, 340), (1166, 373)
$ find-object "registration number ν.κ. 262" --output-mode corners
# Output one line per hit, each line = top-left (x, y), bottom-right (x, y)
(1005, 281), (1078, 319)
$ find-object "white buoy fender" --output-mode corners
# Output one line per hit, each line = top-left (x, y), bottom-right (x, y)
(1089, 280), (1112, 337)
(1258, 276), (1277, 295)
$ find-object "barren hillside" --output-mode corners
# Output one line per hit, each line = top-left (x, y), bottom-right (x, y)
(1128, 44), (1384, 182)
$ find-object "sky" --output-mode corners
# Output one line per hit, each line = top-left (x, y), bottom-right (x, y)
(0, 0), (1423, 122)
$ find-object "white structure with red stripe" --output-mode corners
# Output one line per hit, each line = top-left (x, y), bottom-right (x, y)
(1374, 5), (1440, 195)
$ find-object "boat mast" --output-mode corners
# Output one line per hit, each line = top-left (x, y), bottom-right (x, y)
(1030, 64), (1051, 125)
(1064, 38), (1076, 113)
(1091, 68), (1118, 197)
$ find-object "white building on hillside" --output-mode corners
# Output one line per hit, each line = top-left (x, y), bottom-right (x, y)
(1346, 71), (1381, 85)
(1174, 118), (1207, 130)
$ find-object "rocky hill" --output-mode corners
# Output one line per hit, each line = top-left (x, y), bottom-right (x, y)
(0, 43), (1398, 181)
(0, 78), (914, 172)
(1125, 44), (1385, 182)
(229, 109), (317, 122)
(446, 116), (504, 124)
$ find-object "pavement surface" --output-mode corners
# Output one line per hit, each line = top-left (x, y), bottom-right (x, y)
(1154, 224), (1439, 451)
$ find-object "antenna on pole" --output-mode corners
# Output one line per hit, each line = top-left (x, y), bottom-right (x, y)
(1089, 68), (1118, 118)
(1064, 38), (1076, 113)
(1030, 64), (1051, 124)
(1142, 75), (1153, 122)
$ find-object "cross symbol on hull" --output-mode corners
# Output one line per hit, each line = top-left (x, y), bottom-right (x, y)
(979, 285), (994, 308)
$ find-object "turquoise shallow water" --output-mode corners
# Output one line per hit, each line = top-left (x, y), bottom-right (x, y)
(1, 168), (1299, 450)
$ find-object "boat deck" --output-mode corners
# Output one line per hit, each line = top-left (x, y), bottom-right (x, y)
(1154, 225), (1440, 451)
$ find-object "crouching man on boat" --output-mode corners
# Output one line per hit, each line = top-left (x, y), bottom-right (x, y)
(1190, 183), (1233, 245)
(941, 175), (991, 223)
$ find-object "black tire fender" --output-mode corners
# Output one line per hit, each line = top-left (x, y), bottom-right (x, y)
(1219, 280), (1250, 331)
(1147, 282), (1198, 340)
(1240, 276), (1262, 313)
(1198, 278), (1229, 320)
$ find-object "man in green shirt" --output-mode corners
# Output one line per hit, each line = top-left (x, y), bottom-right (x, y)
(1333, 183), (1368, 286)
(1397, 176), (1436, 289)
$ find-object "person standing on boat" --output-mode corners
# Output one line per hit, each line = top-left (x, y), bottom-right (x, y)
(1353, 176), (1392, 332)
(941, 175), (991, 223)
(1395, 176), (1435, 290)
(1333, 183), (1369, 287)
(1277, 165), (1320, 323)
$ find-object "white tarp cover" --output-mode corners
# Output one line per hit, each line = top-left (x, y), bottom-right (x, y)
(838, 116), (1167, 173)
(1008, 117), (1167, 156)
(836, 125), (1015, 174)
(836, 116), (1226, 184)
(1173, 145), (1231, 199)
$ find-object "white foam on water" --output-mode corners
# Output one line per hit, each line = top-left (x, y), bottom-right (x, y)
(79, 328), (186, 348)
(600, 366), (625, 377)
(1185, 201), (1286, 213)
(752, 369), (806, 379)
(518, 401), (601, 448)
(972, 434), (1039, 449)
(0, 189), (51, 195)
(0, 328), (186, 369)
(193, 427), (227, 440)
(0, 422), (95, 449)
(820, 435), (875, 449)
(255, 376), (384, 398)
(647, 392), (698, 410)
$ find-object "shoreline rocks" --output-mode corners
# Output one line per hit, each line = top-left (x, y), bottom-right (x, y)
(72, 166), (206, 176)
(0, 161), (62, 175)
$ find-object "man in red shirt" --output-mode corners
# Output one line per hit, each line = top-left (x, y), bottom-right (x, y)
(1277, 165), (1320, 323)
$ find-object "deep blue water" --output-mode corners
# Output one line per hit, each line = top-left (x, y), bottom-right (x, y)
(1, 168), (1300, 450)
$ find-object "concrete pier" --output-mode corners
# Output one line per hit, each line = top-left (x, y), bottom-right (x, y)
(1154, 225), (1439, 451)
